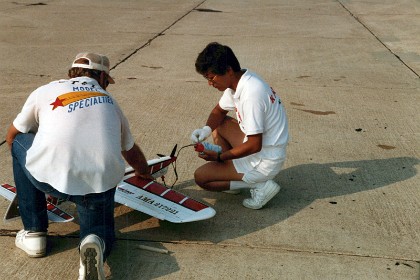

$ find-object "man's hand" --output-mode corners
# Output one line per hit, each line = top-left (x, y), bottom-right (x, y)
(6, 124), (21, 150)
(122, 143), (150, 178)
(191, 125), (212, 143)
(197, 149), (218, 162)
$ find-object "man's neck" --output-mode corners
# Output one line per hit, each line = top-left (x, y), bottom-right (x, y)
(231, 69), (245, 91)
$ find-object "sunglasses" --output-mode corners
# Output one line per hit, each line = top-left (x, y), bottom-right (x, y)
(204, 74), (217, 84)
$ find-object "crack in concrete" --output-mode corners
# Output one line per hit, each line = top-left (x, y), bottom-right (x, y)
(113, 237), (420, 263)
(156, 239), (420, 263)
(110, 0), (206, 71)
(1, 230), (418, 263)
(337, 0), (419, 79)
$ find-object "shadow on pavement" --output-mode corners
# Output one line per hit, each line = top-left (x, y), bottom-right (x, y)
(116, 156), (419, 243)
(106, 239), (178, 280)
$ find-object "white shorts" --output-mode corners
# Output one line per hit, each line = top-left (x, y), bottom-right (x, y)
(233, 147), (286, 184)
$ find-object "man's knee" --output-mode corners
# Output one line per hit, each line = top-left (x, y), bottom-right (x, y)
(194, 169), (205, 188)
(213, 117), (244, 148)
(194, 168), (212, 190)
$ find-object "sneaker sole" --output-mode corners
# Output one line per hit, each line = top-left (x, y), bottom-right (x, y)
(80, 243), (103, 280)
(15, 242), (46, 258)
(15, 231), (47, 258)
(243, 183), (280, 210)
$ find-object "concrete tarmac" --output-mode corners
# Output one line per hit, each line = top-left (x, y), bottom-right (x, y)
(0, 0), (419, 279)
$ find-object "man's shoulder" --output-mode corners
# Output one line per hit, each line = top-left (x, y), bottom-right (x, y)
(33, 79), (67, 92)
(30, 79), (65, 92)
(245, 71), (268, 85)
(242, 74), (270, 95)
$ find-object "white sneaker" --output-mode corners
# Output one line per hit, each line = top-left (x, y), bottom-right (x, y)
(242, 180), (280, 209)
(78, 234), (105, 280)
(15, 229), (47, 258)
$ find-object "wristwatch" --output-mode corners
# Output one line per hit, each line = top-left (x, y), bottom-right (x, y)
(217, 152), (224, 163)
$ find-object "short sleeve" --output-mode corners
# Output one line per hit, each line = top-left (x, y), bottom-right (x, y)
(218, 89), (235, 111)
(13, 90), (39, 133)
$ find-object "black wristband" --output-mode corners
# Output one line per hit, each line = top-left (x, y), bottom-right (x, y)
(217, 152), (224, 163)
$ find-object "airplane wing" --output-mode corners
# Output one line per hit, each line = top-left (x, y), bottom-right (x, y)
(115, 176), (216, 223)
(0, 184), (74, 223)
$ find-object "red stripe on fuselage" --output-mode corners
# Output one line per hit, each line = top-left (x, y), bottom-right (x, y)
(123, 176), (209, 212)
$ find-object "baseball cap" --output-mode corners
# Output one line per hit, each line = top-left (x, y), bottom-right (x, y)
(71, 52), (115, 84)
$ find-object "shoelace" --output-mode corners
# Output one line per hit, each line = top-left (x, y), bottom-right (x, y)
(16, 230), (26, 242)
(251, 188), (264, 202)
(249, 189), (255, 198)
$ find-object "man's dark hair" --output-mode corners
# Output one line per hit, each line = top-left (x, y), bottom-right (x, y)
(195, 42), (241, 75)
(68, 58), (102, 80)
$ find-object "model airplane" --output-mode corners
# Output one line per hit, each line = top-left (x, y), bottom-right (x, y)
(0, 183), (74, 222)
(0, 144), (216, 223)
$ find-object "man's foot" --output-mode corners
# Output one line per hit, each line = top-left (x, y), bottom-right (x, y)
(242, 180), (280, 209)
(15, 229), (47, 257)
(79, 234), (105, 280)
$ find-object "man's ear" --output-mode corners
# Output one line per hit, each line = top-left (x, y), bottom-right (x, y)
(226, 66), (234, 75)
(99, 72), (108, 88)
(99, 71), (106, 82)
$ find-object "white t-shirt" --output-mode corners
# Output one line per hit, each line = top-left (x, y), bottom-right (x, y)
(219, 69), (289, 161)
(13, 77), (135, 195)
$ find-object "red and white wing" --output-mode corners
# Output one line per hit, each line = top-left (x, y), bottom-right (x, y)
(115, 176), (216, 223)
(0, 184), (74, 223)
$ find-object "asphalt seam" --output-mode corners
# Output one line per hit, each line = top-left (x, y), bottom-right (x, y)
(91, 234), (420, 263)
(336, 0), (420, 79)
(110, 0), (206, 71)
(160, 240), (420, 263)
(1, 231), (418, 263)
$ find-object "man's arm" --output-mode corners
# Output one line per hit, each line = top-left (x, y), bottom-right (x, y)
(199, 133), (262, 162)
(5, 124), (21, 149)
(191, 104), (229, 143)
(206, 104), (262, 160)
(219, 134), (262, 161)
(121, 143), (153, 179)
(206, 104), (229, 130)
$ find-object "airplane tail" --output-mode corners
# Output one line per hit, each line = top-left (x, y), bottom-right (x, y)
(124, 144), (178, 185)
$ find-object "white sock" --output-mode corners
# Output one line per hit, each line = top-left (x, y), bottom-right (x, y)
(230, 180), (265, 190)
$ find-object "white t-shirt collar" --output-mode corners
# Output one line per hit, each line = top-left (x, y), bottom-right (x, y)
(232, 69), (251, 99)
